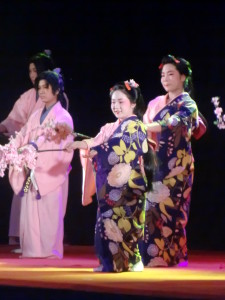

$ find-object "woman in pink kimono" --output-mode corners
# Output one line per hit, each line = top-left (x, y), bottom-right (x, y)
(8, 70), (73, 258)
(140, 55), (206, 267)
(0, 51), (69, 246)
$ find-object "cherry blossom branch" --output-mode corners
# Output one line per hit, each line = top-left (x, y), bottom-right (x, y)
(211, 96), (225, 129)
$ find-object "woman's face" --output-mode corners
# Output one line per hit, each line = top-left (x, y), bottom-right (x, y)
(111, 90), (136, 121)
(38, 79), (58, 108)
(161, 63), (186, 94)
(29, 63), (38, 84)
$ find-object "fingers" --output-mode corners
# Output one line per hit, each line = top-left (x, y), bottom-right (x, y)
(82, 150), (98, 159)
(88, 150), (98, 158)
(64, 142), (75, 152)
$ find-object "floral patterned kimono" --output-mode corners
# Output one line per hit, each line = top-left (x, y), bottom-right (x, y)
(91, 116), (148, 272)
(141, 93), (199, 267)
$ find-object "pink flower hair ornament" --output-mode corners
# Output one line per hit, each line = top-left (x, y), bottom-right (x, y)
(124, 79), (139, 90)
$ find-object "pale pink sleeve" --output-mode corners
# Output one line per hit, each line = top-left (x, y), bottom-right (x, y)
(84, 121), (119, 150)
(78, 124), (109, 205)
(143, 96), (165, 145)
(143, 103), (152, 124)
(143, 96), (164, 124)
(8, 121), (32, 195)
(83, 125), (109, 150)
(79, 121), (119, 205)
(80, 149), (96, 206)
(1, 89), (36, 134)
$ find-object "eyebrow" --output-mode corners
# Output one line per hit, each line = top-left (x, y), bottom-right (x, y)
(111, 98), (124, 101)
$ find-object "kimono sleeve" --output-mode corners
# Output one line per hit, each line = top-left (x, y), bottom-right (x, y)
(91, 119), (148, 164)
(84, 120), (119, 150)
(158, 97), (199, 130)
(1, 89), (36, 134)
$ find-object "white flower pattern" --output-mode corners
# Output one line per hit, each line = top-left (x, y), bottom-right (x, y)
(109, 242), (119, 255)
(107, 163), (132, 188)
(147, 181), (170, 203)
(147, 257), (168, 267)
(103, 219), (123, 242)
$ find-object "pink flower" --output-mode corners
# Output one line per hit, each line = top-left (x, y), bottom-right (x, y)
(0, 138), (38, 177)
(214, 107), (223, 116)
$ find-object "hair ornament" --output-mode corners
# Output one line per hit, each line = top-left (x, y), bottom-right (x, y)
(44, 49), (52, 57)
(53, 68), (64, 92)
(187, 64), (192, 76)
(158, 63), (163, 69)
(53, 68), (61, 76)
(124, 81), (131, 90)
(124, 79), (139, 90)
(168, 54), (180, 64)
(129, 79), (139, 88)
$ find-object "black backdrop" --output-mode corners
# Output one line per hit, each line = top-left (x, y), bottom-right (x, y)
(0, 0), (225, 250)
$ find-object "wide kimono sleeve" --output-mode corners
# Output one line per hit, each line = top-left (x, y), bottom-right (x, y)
(91, 118), (148, 196)
(143, 96), (165, 142)
(1, 88), (39, 134)
(158, 96), (199, 131)
(33, 111), (74, 196)
(9, 106), (74, 197)
(79, 120), (120, 206)
(8, 112), (38, 195)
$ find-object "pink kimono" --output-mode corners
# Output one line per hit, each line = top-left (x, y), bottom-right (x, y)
(1, 88), (45, 240)
(9, 102), (74, 258)
(80, 119), (120, 206)
(1, 88), (44, 135)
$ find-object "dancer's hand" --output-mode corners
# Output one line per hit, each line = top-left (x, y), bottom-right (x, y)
(64, 141), (76, 152)
(64, 140), (88, 152)
(82, 150), (97, 159)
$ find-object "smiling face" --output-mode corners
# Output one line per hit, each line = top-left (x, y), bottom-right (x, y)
(38, 79), (58, 108)
(161, 63), (186, 95)
(111, 90), (136, 121)
(29, 63), (38, 84)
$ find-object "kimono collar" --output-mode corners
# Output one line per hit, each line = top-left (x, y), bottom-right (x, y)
(118, 114), (137, 124)
(40, 102), (58, 124)
(166, 92), (189, 104)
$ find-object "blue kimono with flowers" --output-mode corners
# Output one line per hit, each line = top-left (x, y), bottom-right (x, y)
(141, 93), (199, 267)
(91, 116), (148, 272)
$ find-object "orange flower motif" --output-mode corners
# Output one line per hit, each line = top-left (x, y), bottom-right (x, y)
(124, 81), (131, 90)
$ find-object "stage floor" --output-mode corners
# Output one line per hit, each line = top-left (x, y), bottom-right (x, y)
(0, 245), (224, 300)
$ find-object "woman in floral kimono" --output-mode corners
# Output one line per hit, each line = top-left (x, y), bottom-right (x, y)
(65, 80), (155, 272)
(141, 54), (201, 267)
(8, 70), (74, 258)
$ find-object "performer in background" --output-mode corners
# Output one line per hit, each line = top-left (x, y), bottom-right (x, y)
(0, 51), (69, 247)
(64, 80), (156, 272)
(140, 54), (206, 267)
(8, 70), (73, 258)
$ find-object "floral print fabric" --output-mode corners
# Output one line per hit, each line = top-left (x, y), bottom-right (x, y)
(141, 93), (198, 267)
(91, 116), (148, 272)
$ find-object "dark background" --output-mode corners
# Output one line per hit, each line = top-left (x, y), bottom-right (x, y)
(0, 0), (224, 251)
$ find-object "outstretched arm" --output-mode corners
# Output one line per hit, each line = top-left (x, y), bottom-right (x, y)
(65, 140), (88, 152)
